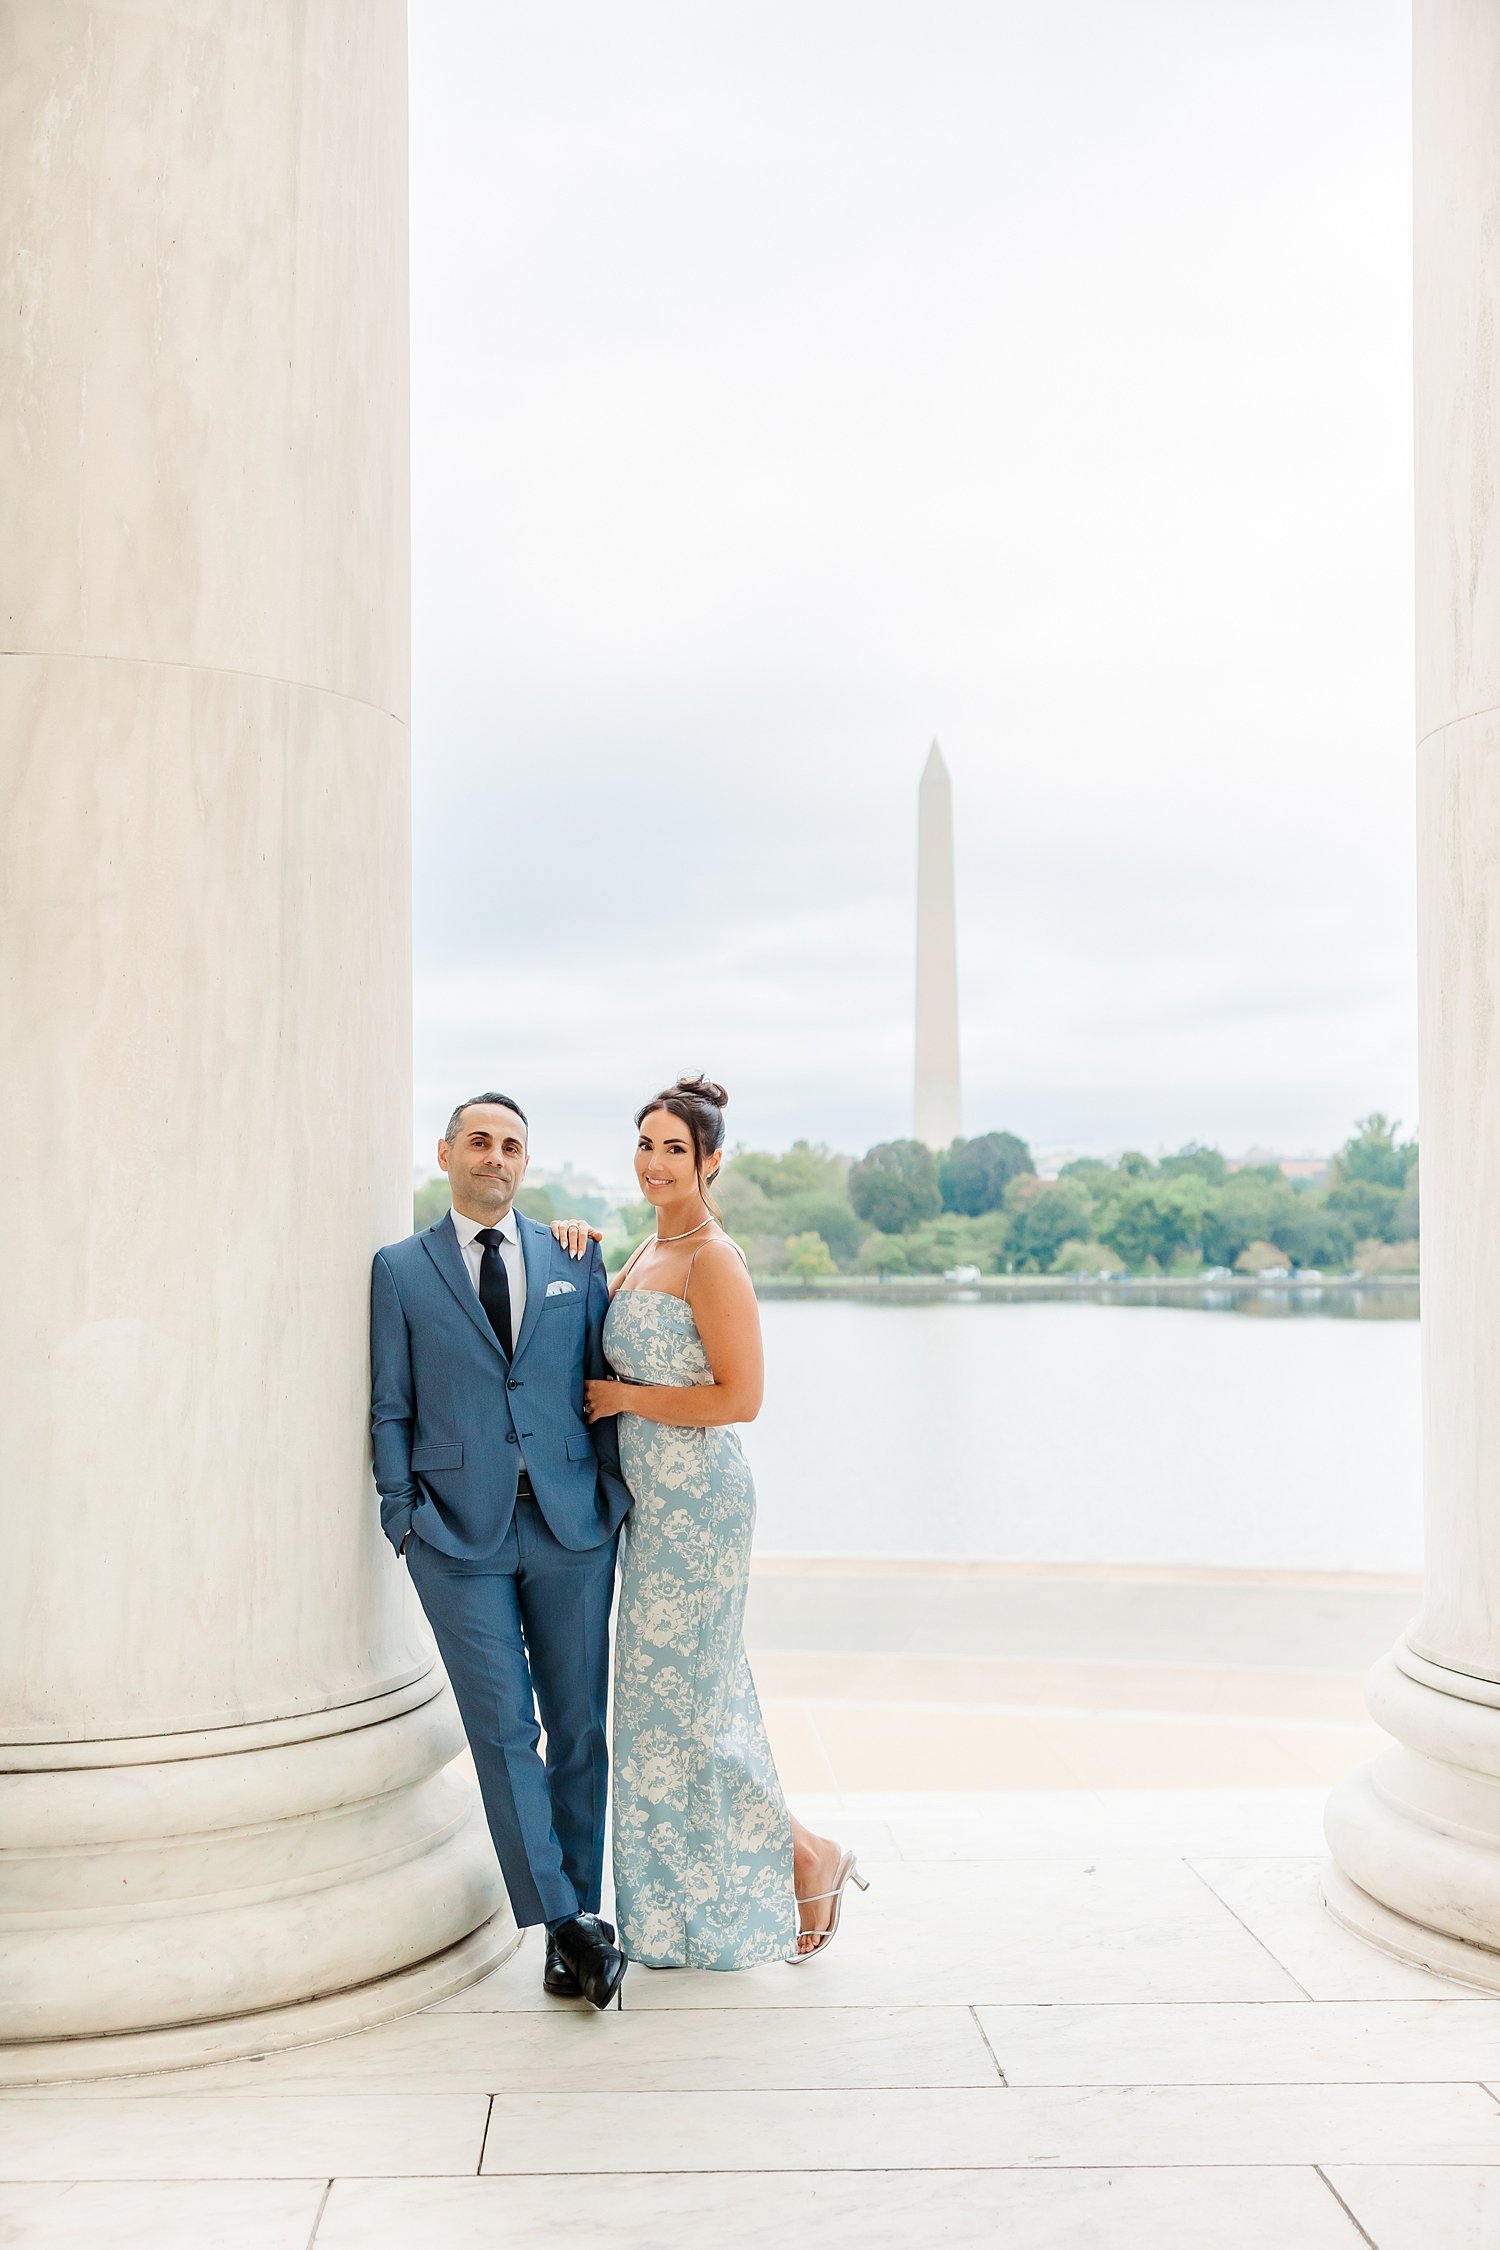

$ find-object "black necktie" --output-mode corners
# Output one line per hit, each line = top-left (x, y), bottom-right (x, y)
(474, 1227), (514, 1357)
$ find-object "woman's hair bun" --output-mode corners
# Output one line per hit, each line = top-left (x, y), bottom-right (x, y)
(676, 1073), (728, 1111)
(635, 1074), (730, 1162)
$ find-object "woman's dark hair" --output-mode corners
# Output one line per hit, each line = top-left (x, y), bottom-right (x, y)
(635, 1074), (729, 1214)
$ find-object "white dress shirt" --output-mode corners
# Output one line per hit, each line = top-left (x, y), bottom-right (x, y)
(450, 1204), (529, 1477)
(449, 1204), (528, 1333)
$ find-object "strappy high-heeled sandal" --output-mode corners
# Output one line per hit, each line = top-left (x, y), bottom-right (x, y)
(791, 1848), (869, 1963)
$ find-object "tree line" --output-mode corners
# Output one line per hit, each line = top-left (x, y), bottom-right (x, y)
(701, 1114), (1418, 1280)
(414, 1114), (1419, 1282)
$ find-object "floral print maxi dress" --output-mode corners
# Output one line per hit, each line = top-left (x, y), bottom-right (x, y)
(605, 1284), (797, 1969)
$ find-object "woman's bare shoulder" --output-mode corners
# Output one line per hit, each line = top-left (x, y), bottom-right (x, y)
(688, 1233), (753, 1294)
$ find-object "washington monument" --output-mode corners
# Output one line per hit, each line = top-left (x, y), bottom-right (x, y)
(914, 741), (962, 1149)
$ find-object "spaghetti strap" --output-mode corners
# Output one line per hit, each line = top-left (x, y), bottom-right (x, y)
(614, 1236), (654, 1292)
(681, 1232), (748, 1302)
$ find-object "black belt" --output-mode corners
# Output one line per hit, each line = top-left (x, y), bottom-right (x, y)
(515, 1467), (534, 1499)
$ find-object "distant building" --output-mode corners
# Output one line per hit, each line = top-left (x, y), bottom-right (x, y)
(1276, 1157), (1331, 1185)
(1229, 1148), (1331, 1187)
(531, 1162), (611, 1201)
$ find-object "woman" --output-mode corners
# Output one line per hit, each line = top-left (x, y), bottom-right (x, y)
(580, 1074), (865, 1969)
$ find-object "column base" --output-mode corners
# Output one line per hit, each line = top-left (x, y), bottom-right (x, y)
(1325, 1641), (1500, 1988)
(0, 1908), (519, 2086)
(0, 1673), (514, 2061)
(1322, 1858), (1500, 1990)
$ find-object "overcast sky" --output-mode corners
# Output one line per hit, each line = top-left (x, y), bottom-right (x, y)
(408, 0), (1415, 1188)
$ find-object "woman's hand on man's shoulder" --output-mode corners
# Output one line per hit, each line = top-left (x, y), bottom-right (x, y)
(551, 1218), (604, 1261)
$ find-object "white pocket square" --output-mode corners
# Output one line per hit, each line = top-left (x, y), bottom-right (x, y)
(545, 1278), (578, 1297)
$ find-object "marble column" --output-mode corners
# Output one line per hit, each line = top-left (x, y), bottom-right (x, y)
(1324, 0), (1500, 1987)
(0, 2), (513, 2080)
(915, 741), (963, 1151)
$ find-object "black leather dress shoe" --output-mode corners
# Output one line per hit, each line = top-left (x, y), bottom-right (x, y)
(547, 1912), (627, 2010)
(543, 1917), (616, 1999)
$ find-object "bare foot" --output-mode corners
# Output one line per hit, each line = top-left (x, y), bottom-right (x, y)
(791, 1815), (845, 1957)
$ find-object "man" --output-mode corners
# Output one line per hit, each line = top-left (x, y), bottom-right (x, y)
(370, 1093), (630, 2008)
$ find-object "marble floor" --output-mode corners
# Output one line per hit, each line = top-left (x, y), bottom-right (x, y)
(4, 1789), (1500, 2248)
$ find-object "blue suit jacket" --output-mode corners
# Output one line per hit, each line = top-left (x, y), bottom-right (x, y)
(370, 1210), (630, 1560)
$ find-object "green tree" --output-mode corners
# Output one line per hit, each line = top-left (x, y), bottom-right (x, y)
(1004, 1176), (1098, 1270)
(543, 1188), (609, 1228)
(1354, 1236), (1420, 1274)
(715, 1168), (777, 1238)
(1200, 1170), (1297, 1269)
(721, 1149), (780, 1198)
(1236, 1239), (1291, 1275)
(966, 1208), (1013, 1270)
(1157, 1142), (1229, 1186)
(939, 1130), (1034, 1215)
(602, 1197), (655, 1274)
(1272, 1196), (1355, 1271)
(783, 1230), (838, 1280)
(896, 1214), (988, 1273)
(901, 1209), (1011, 1272)
(413, 1177), (450, 1230)
(1325, 1114), (1416, 1248)
(1392, 1164), (1419, 1241)
(774, 1190), (866, 1267)
(726, 1141), (847, 1201)
(1326, 1177), (1401, 1244)
(848, 1139), (942, 1233)
(1051, 1238), (1126, 1276)
(717, 1143), (861, 1265)
(857, 1232), (912, 1275)
(1097, 1175), (1213, 1270)
(1059, 1157), (1115, 1186)
(514, 1186), (557, 1224)
(1333, 1114), (1418, 1192)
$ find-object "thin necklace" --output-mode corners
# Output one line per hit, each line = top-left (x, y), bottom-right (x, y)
(654, 1214), (715, 1245)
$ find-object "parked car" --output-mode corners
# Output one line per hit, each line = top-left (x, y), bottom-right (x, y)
(943, 1264), (983, 1284)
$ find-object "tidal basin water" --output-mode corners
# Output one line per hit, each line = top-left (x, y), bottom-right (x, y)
(748, 1295), (1422, 1573)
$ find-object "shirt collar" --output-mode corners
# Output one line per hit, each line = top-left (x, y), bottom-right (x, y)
(451, 1205), (517, 1248)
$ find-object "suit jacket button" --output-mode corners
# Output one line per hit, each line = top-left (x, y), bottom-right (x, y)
(505, 1431), (518, 1444)
(507, 1378), (520, 1390)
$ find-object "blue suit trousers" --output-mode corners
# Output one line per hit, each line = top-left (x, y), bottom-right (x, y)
(407, 1497), (618, 1928)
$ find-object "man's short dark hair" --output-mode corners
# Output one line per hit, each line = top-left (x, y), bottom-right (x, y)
(444, 1092), (529, 1144)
